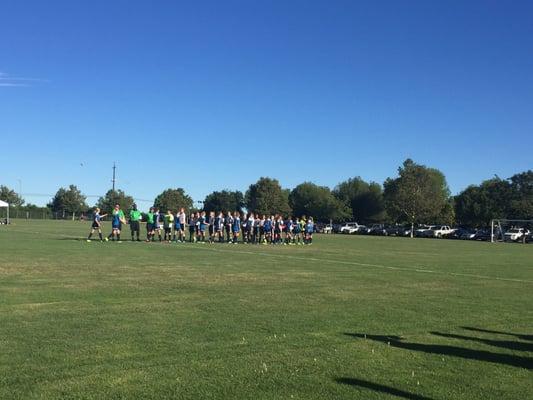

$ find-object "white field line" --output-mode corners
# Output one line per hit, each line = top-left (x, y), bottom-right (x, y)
(3, 229), (533, 284)
(189, 245), (533, 285)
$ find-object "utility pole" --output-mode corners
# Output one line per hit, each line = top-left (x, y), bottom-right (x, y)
(112, 162), (116, 191)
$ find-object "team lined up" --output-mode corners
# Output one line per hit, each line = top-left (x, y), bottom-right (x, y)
(88, 204), (315, 245)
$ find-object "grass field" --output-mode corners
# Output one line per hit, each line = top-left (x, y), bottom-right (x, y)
(0, 220), (532, 399)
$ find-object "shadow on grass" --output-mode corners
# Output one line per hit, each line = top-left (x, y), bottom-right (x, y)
(461, 327), (533, 342)
(431, 332), (533, 352)
(335, 377), (434, 400)
(345, 333), (533, 370)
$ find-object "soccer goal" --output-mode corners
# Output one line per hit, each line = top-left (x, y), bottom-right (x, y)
(490, 219), (533, 243)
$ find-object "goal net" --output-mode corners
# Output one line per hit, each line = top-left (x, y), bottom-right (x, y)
(490, 219), (533, 243)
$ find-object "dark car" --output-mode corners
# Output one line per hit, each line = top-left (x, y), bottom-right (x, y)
(368, 224), (387, 235)
(474, 229), (492, 241)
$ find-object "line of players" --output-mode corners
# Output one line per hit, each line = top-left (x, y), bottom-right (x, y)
(87, 204), (315, 245)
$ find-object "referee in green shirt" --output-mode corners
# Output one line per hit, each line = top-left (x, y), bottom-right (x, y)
(129, 204), (142, 241)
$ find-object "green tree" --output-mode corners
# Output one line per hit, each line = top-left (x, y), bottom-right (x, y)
(454, 178), (511, 226)
(245, 177), (291, 216)
(97, 189), (135, 215)
(0, 185), (24, 207)
(508, 170), (533, 219)
(203, 190), (244, 212)
(289, 182), (350, 222)
(383, 159), (451, 236)
(48, 185), (88, 219)
(333, 177), (386, 223)
(153, 188), (193, 213)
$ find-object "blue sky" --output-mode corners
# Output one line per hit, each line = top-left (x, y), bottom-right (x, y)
(1, 0), (532, 208)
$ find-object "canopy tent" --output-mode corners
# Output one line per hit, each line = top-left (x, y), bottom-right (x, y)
(0, 199), (9, 224)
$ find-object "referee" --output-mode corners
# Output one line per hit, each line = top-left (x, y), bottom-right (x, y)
(129, 203), (142, 242)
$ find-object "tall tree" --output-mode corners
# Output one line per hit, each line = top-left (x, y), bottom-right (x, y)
(289, 182), (350, 222)
(0, 185), (24, 207)
(454, 178), (511, 226)
(48, 185), (88, 219)
(245, 177), (291, 216)
(383, 159), (451, 236)
(153, 188), (193, 212)
(203, 190), (244, 212)
(97, 189), (135, 215)
(508, 170), (533, 219)
(333, 177), (386, 223)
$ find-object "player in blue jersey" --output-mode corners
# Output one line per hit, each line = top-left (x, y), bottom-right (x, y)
(232, 211), (241, 244)
(110, 204), (127, 242)
(87, 207), (107, 242)
(214, 211), (224, 243)
(263, 216), (272, 244)
(197, 211), (207, 243)
(305, 217), (315, 245)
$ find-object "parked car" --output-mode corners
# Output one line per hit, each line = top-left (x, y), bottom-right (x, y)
(367, 224), (387, 235)
(323, 224), (333, 234)
(340, 222), (363, 234)
(430, 225), (455, 238)
(458, 228), (477, 240)
(474, 229), (492, 241)
(504, 228), (530, 242)
(415, 225), (436, 238)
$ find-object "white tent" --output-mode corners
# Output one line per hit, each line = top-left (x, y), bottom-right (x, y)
(0, 199), (9, 224)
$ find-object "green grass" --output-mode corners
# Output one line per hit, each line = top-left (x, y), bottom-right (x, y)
(0, 220), (532, 399)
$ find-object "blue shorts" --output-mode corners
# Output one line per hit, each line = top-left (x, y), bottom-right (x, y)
(199, 224), (206, 232)
(112, 223), (121, 230)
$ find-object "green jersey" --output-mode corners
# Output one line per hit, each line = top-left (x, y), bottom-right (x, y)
(146, 212), (155, 224)
(130, 209), (142, 222)
(164, 214), (174, 227)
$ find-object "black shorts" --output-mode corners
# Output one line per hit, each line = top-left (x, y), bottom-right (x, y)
(130, 221), (140, 232)
(91, 222), (100, 229)
(164, 226), (172, 233)
(147, 223), (154, 232)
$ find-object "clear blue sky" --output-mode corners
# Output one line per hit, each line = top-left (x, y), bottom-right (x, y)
(1, 0), (532, 208)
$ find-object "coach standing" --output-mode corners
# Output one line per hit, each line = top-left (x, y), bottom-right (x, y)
(129, 203), (142, 242)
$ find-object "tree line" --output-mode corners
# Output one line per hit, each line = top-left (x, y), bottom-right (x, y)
(1, 159), (531, 227)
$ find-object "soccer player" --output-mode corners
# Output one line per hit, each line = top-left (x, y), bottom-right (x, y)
(188, 212), (196, 242)
(173, 210), (181, 243)
(198, 211), (207, 243)
(263, 215), (272, 244)
(129, 203), (142, 242)
(285, 217), (294, 245)
(214, 211), (224, 242)
(154, 208), (163, 242)
(177, 208), (187, 243)
(225, 211), (233, 243)
(163, 210), (174, 242)
(111, 204), (126, 242)
(145, 207), (155, 242)
(232, 211), (241, 244)
(293, 216), (302, 245)
(87, 207), (107, 242)
(305, 217), (315, 244)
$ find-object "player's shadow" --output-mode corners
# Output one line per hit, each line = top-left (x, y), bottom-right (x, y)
(344, 333), (533, 370)
(431, 332), (533, 352)
(461, 326), (533, 342)
(335, 377), (434, 400)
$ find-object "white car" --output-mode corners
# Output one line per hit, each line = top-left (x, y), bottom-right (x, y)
(504, 228), (530, 242)
(340, 222), (362, 234)
(430, 225), (455, 238)
(323, 224), (333, 234)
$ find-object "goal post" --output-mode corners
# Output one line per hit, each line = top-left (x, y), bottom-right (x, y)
(491, 219), (533, 243)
